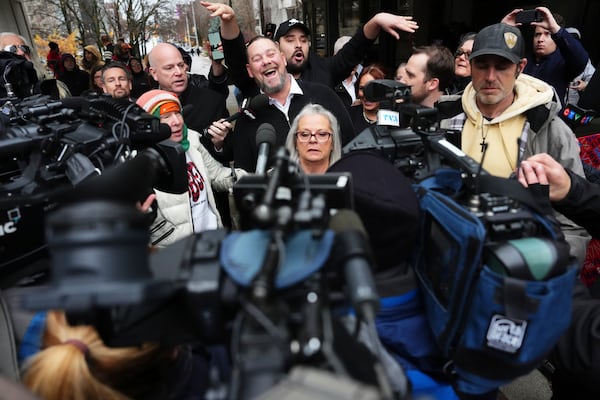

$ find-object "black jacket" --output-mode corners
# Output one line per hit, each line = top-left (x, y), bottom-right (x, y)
(334, 81), (356, 111)
(553, 170), (600, 238)
(230, 79), (355, 171)
(131, 70), (152, 98)
(179, 84), (230, 161)
(548, 171), (600, 398)
(550, 278), (600, 399)
(187, 66), (231, 99)
(57, 68), (90, 97)
(348, 104), (375, 137)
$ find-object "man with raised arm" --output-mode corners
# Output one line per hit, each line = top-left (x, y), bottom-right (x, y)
(200, 1), (419, 97)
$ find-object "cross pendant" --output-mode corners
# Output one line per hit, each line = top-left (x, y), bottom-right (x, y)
(480, 140), (487, 153)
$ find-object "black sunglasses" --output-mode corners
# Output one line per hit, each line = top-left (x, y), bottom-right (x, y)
(3, 44), (31, 54)
(454, 49), (471, 58)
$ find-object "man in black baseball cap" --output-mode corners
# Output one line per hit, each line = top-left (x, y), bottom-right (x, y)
(271, 13), (418, 87)
(436, 22), (588, 263)
(273, 18), (310, 41)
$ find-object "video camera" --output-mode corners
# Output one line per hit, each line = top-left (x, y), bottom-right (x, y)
(0, 93), (185, 286)
(343, 79), (484, 183)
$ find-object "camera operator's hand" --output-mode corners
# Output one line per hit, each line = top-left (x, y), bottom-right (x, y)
(205, 119), (232, 152)
(518, 153), (571, 202)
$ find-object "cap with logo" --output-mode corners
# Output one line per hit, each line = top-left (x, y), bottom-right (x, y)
(274, 19), (311, 41)
(469, 23), (524, 64)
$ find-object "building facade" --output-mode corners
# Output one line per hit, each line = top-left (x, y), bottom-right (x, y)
(3, 0), (598, 75)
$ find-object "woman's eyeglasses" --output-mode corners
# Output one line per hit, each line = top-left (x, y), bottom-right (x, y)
(3, 44), (31, 54)
(295, 130), (332, 143)
(454, 49), (471, 58)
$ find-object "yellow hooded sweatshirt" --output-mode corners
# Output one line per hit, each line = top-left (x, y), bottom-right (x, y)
(460, 74), (554, 177)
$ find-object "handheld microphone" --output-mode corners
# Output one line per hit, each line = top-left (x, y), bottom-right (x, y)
(255, 123), (277, 175)
(253, 147), (288, 225)
(329, 209), (380, 319)
(201, 94), (269, 137)
(226, 93), (269, 123)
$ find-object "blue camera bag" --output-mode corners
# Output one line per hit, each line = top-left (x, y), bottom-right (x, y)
(412, 169), (578, 395)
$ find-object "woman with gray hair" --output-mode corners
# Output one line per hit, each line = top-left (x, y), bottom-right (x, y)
(285, 103), (342, 174)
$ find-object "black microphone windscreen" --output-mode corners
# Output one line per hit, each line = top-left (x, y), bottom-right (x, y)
(255, 123), (277, 147)
(158, 122), (172, 141)
(60, 96), (89, 111)
(130, 121), (172, 145)
(363, 79), (411, 103)
(57, 150), (162, 204)
(329, 209), (369, 239)
(249, 93), (269, 112)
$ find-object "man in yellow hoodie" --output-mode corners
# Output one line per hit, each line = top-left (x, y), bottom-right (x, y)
(437, 22), (588, 262)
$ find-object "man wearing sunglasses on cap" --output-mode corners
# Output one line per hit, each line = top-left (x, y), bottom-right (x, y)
(0, 32), (32, 61)
(0, 31), (39, 98)
(0, 32), (72, 100)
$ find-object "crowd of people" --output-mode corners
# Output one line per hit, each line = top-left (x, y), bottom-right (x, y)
(37, 36), (156, 99)
(0, 2), (599, 399)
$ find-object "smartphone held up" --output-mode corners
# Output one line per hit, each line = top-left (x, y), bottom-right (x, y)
(515, 9), (542, 24)
(208, 31), (224, 61)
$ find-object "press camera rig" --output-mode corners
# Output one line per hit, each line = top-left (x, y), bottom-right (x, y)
(3, 80), (559, 400)
(343, 79), (484, 183)
(343, 79), (559, 244)
(0, 91), (398, 400)
(0, 93), (185, 286)
(19, 146), (402, 400)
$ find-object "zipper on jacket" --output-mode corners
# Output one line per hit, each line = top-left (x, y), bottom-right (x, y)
(152, 227), (175, 246)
